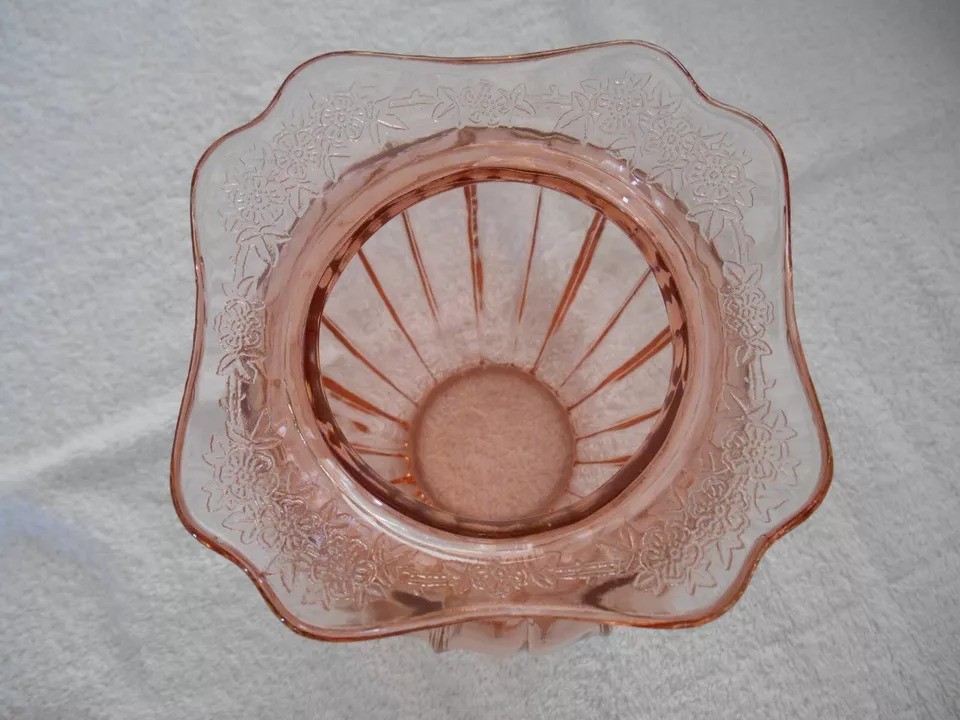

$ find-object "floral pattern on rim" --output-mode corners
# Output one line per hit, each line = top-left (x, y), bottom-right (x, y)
(720, 388), (800, 522)
(269, 123), (343, 212)
(214, 282), (265, 382)
(313, 82), (409, 146)
(594, 376), (802, 597)
(643, 114), (698, 163)
(554, 73), (651, 140)
(600, 518), (714, 596)
(260, 499), (347, 596)
(303, 532), (414, 610)
(683, 142), (756, 243)
(401, 555), (562, 600)
(318, 89), (371, 142)
(538, 75), (760, 247)
(686, 473), (750, 569)
(196, 57), (800, 611)
(720, 261), (775, 367)
(432, 80), (536, 128)
(222, 156), (294, 266)
(634, 521), (707, 594)
(202, 411), (281, 543)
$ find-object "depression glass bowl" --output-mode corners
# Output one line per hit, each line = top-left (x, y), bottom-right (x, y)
(173, 42), (832, 655)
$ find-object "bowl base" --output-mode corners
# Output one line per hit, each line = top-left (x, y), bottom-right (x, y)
(410, 364), (574, 522)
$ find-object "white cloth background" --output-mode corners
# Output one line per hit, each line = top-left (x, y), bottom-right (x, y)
(2, 0), (959, 717)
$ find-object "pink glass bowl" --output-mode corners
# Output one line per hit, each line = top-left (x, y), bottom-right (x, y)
(173, 42), (832, 655)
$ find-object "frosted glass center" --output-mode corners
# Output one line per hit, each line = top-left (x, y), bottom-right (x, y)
(411, 365), (575, 521)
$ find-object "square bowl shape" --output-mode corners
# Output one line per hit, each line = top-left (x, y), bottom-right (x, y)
(173, 41), (832, 653)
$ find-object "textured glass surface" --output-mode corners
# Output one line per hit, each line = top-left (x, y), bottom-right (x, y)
(173, 42), (831, 654)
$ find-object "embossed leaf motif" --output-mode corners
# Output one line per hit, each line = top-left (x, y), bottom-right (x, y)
(606, 135), (639, 166)
(525, 553), (562, 590)
(221, 408), (282, 450)
(555, 88), (594, 140)
(368, 98), (408, 144)
(641, 83), (683, 121)
(431, 86), (460, 121)
(598, 524), (644, 574)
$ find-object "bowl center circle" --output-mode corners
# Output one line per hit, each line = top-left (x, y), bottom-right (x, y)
(411, 364), (575, 521)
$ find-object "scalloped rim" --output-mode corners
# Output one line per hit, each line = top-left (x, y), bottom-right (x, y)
(172, 40), (833, 641)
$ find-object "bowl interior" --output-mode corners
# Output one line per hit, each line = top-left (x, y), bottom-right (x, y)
(311, 178), (676, 531)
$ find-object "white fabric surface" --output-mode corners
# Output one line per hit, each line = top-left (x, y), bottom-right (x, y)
(2, 0), (959, 717)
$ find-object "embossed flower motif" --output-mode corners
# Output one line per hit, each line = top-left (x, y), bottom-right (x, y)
(636, 521), (702, 593)
(264, 500), (357, 594)
(458, 81), (512, 126)
(720, 396), (797, 488)
(270, 125), (342, 212)
(272, 128), (325, 183)
(432, 81), (533, 128)
(720, 420), (778, 481)
(688, 476), (731, 521)
(685, 150), (753, 205)
(644, 116), (697, 163)
(213, 298), (265, 380)
(223, 159), (294, 265)
(203, 444), (278, 516)
(318, 91), (371, 142)
(722, 285), (773, 342)
(309, 531), (380, 606)
(555, 74), (648, 141)
(464, 563), (529, 599)
(259, 498), (321, 553)
(688, 476), (749, 540)
(224, 166), (286, 229)
(202, 411), (282, 528)
(593, 77), (646, 135)
(720, 262), (774, 365)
